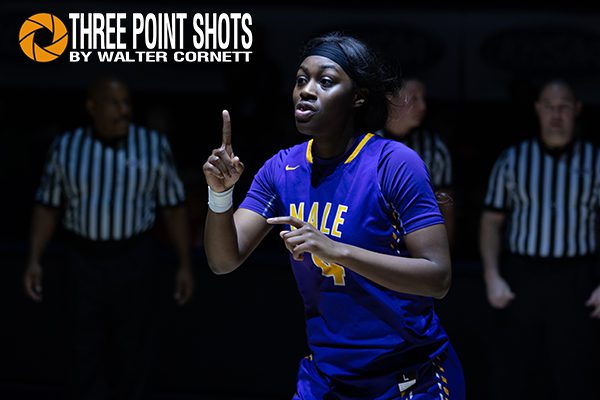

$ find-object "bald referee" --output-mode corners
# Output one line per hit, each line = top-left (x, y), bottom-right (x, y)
(480, 79), (600, 399)
(23, 77), (194, 400)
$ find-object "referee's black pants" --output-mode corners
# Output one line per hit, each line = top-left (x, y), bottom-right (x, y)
(490, 254), (600, 400)
(66, 234), (161, 400)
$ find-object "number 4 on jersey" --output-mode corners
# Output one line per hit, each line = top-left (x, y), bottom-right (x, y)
(311, 254), (346, 286)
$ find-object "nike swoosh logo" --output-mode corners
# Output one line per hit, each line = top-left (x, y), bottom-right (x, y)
(285, 165), (300, 171)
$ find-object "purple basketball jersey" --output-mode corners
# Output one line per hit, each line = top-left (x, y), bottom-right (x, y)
(240, 133), (450, 394)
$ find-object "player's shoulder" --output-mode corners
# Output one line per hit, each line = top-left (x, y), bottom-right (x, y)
(264, 140), (310, 167)
(374, 130), (420, 155)
(376, 134), (423, 166)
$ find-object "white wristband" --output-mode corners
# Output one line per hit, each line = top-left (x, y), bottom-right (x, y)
(208, 185), (234, 213)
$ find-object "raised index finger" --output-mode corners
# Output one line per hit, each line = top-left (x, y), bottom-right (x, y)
(222, 110), (232, 147)
(267, 216), (306, 229)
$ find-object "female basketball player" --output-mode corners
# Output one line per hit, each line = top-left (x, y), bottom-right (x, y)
(203, 32), (465, 400)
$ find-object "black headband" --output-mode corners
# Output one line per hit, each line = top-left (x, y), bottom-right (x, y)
(306, 42), (356, 82)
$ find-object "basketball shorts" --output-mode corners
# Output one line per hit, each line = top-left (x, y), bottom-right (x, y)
(292, 344), (465, 400)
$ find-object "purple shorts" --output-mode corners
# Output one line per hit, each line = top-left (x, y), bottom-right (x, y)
(292, 344), (465, 400)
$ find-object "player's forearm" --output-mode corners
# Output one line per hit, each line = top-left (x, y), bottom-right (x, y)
(204, 209), (243, 274)
(28, 205), (60, 263)
(333, 244), (451, 299)
(162, 206), (192, 269)
(479, 211), (505, 280)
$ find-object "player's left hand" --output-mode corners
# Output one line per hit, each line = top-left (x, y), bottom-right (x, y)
(585, 284), (600, 319)
(267, 216), (343, 262)
(174, 265), (194, 306)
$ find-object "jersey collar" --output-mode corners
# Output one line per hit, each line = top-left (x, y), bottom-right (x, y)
(306, 133), (375, 165)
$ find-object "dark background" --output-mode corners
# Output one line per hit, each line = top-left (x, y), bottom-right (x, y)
(2, 1), (600, 399)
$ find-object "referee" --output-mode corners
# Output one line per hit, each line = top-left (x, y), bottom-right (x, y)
(380, 78), (455, 245)
(480, 79), (600, 399)
(23, 77), (194, 399)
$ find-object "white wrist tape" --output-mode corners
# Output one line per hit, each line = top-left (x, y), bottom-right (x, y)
(208, 185), (234, 213)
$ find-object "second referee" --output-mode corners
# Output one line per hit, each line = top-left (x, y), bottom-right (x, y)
(23, 76), (194, 400)
(480, 79), (600, 399)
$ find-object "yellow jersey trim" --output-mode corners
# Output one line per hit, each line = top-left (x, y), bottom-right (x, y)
(305, 133), (374, 165)
(306, 139), (314, 163)
(344, 133), (374, 164)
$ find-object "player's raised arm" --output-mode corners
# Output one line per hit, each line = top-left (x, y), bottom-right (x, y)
(203, 110), (242, 192)
(203, 110), (272, 274)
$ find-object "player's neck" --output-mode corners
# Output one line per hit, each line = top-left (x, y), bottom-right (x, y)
(312, 127), (357, 160)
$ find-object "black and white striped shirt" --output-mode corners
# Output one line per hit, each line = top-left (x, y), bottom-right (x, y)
(36, 125), (185, 241)
(378, 128), (452, 189)
(484, 137), (600, 258)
